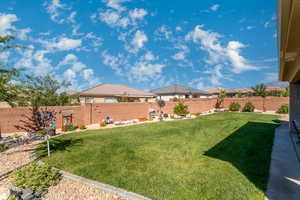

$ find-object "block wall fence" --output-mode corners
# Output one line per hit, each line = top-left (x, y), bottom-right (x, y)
(0, 97), (288, 135)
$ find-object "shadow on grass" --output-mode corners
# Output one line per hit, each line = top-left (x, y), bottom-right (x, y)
(36, 138), (82, 158)
(204, 121), (279, 192)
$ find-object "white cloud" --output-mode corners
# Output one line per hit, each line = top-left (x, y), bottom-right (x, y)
(186, 25), (259, 74)
(246, 26), (255, 30)
(172, 51), (185, 60)
(102, 0), (130, 12)
(143, 51), (157, 61)
(15, 48), (53, 76)
(44, 0), (67, 24)
(154, 25), (173, 41)
(42, 37), (82, 51)
(99, 10), (129, 28)
(175, 26), (182, 32)
(130, 61), (165, 82)
(210, 4), (220, 11)
(102, 50), (126, 75)
(0, 13), (18, 35)
(59, 54), (100, 89)
(129, 8), (147, 20)
(98, 8), (147, 28)
(17, 28), (31, 40)
(129, 30), (148, 53)
(132, 30), (147, 48)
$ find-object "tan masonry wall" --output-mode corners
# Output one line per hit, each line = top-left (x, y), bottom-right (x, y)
(0, 97), (288, 135)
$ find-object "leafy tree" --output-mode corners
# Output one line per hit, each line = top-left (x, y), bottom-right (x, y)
(216, 89), (226, 108)
(252, 84), (267, 111)
(0, 36), (24, 107)
(22, 75), (76, 107)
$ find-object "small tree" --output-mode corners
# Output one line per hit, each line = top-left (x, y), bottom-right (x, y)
(173, 100), (189, 115)
(216, 89), (226, 108)
(237, 91), (244, 98)
(156, 99), (166, 120)
(282, 87), (289, 97)
(252, 84), (267, 111)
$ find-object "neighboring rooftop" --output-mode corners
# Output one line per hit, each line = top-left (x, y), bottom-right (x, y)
(79, 84), (155, 97)
(151, 84), (209, 95)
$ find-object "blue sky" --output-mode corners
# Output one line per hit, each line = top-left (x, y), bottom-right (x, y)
(0, 0), (278, 91)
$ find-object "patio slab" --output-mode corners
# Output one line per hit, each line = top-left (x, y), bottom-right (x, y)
(265, 119), (300, 200)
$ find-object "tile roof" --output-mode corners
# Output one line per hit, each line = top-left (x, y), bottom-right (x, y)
(151, 84), (210, 95)
(79, 84), (155, 97)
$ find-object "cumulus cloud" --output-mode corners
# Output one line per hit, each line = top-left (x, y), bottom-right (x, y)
(154, 25), (173, 41)
(102, 0), (130, 12)
(102, 50), (127, 75)
(44, 0), (67, 24)
(15, 48), (54, 76)
(42, 37), (82, 51)
(130, 61), (165, 82)
(129, 8), (147, 20)
(132, 30), (147, 49)
(210, 4), (220, 11)
(186, 25), (259, 74)
(98, 8), (147, 28)
(0, 13), (18, 35)
(59, 54), (100, 89)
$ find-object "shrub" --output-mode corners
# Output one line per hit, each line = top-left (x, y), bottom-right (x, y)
(10, 162), (60, 191)
(0, 143), (7, 152)
(37, 129), (47, 135)
(242, 102), (255, 112)
(173, 101), (189, 115)
(229, 102), (241, 112)
(277, 104), (289, 114)
(79, 125), (86, 130)
(66, 124), (76, 131)
(100, 121), (106, 127)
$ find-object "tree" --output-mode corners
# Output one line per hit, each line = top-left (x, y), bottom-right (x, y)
(252, 84), (267, 111)
(216, 89), (226, 108)
(156, 99), (165, 120)
(22, 75), (76, 107)
(0, 36), (24, 107)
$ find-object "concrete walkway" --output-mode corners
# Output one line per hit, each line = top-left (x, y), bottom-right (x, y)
(265, 120), (300, 200)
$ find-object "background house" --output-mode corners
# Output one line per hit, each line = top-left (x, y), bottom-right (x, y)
(78, 84), (156, 103)
(151, 84), (210, 101)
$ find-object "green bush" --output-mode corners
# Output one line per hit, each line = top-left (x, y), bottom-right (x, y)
(66, 124), (76, 131)
(242, 102), (255, 112)
(173, 101), (189, 115)
(10, 162), (60, 191)
(37, 129), (47, 135)
(277, 104), (289, 114)
(79, 124), (87, 130)
(0, 143), (7, 152)
(229, 102), (241, 112)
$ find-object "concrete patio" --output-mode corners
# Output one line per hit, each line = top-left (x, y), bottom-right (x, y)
(265, 118), (300, 200)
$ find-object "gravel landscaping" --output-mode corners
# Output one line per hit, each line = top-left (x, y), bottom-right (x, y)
(43, 177), (125, 200)
(0, 143), (36, 176)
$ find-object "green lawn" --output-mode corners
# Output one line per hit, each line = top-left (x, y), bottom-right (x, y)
(37, 113), (279, 200)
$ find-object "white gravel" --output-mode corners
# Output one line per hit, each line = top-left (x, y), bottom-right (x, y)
(0, 143), (37, 175)
(42, 177), (125, 200)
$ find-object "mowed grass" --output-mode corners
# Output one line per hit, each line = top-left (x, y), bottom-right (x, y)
(38, 113), (279, 200)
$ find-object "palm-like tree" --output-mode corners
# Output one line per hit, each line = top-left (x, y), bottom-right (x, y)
(252, 84), (267, 111)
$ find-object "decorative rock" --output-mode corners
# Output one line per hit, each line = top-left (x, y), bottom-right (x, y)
(0, 186), (10, 200)
(21, 192), (34, 200)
